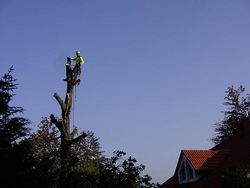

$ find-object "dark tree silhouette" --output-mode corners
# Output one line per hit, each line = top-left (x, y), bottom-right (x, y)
(212, 85), (250, 144)
(221, 165), (250, 188)
(28, 117), (159, 188)
(27, 117), (103, 188)
(99, 151), (159, 188)
(0, 67), (30, 187)
(0, 66), (158, 188)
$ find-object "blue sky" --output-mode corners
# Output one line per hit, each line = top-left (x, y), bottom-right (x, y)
(1, 0), (250, 183)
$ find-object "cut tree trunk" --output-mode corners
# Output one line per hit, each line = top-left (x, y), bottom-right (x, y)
(50, 58), (86, 188)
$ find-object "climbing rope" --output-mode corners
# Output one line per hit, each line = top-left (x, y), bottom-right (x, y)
(72, 86), (77, 129)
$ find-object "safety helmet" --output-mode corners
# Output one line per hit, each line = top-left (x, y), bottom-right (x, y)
(76, 50), (81, 55)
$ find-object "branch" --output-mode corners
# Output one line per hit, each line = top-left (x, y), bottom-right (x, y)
(50, 114), (64, 135)
(65, 132), (87, 145)
(53, 93), (66, 112)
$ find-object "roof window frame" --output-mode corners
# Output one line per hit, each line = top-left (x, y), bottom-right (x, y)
(178, 156), (199, 184)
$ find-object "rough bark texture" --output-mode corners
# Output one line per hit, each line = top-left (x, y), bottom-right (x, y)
(50, 58), (86, 188)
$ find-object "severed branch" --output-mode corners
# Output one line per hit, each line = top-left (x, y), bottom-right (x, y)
(50, 114), (64, 136)
(65, 132), (87, 145)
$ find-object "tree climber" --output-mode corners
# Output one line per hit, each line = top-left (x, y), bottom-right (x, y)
(71, 50), (84, 78)
(65, 50), (85, 83)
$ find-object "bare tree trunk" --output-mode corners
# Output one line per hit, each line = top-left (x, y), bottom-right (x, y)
(50, 58), (86, 188)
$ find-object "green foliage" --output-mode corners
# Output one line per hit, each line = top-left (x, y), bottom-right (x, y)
(0, 67), (31, 187)
(27, 117), (60, 188)
(99, 150), (159, 188)
(0, 67), (30, 147)
(28, 120), (158, 188)
(0, 68), (158, 188)
(221, 165), (250, 188)
(212, 85), (250, 144)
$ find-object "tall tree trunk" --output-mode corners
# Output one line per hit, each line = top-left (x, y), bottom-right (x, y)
(50, 58), (86, 188)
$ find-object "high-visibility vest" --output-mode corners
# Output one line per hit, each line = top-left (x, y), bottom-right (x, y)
(71, 56), (84, 65)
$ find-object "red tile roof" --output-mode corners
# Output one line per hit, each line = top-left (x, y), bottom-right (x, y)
(160, 123), (250, 188)
(160, 126), (250, 188)
(182, 150), (227, 170)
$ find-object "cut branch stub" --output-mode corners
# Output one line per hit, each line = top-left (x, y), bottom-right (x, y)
(66, 58), (72, 82)
(50, 114), (64, 137)
(54, 93), (66, 112)
(65, 132), (87, 145)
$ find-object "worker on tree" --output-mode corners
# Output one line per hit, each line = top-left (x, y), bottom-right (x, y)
(71, 50), (84, 78)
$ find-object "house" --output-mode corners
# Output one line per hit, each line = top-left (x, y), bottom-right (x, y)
(160, 126), (250, 188)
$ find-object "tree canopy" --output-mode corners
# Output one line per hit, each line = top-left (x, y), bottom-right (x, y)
(28, 118), (159, 188)
(0, 67), (159, 188)
(0, 67), (31, 187)
(212, 85), (250, 144)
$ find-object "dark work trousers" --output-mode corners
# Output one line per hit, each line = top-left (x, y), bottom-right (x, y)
(73, 64), (81, 78)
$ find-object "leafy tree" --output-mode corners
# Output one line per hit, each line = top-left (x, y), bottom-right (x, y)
(0, 68), (158, 188)
(28, 118), (104, 187)
(221, 165), (250, 188)
(68, 131), (105, 187)
(28, 119), (158, 188)
(27, 117), (60, 188)
(0, 67), (30, 187)
(212, 85), (250, 144)
(99, 151), (159, 188)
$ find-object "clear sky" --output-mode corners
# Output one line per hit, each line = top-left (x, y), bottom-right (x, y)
(1, 0), (250, 184)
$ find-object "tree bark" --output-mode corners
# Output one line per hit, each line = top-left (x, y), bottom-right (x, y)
(50, 58), (86, 188)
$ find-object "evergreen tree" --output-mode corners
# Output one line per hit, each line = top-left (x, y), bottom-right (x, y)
(0, 67), (30, 187)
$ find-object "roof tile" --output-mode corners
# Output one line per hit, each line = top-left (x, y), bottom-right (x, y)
(182, 150), (226, 170)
